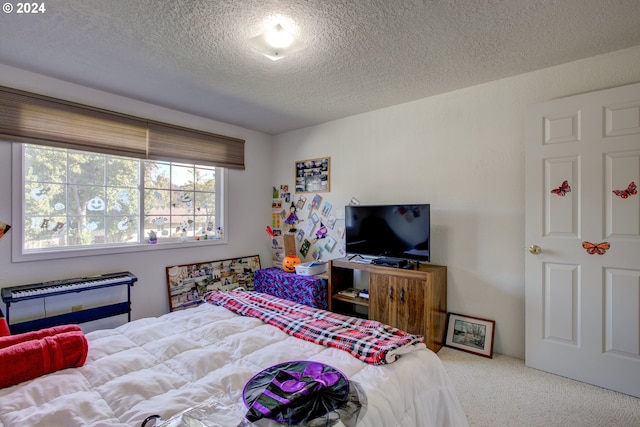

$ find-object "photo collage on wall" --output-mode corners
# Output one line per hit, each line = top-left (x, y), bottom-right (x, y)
(269, 185), (345, 265)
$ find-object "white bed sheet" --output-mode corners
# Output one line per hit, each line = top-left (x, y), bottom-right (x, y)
(0, 303), (468, 427)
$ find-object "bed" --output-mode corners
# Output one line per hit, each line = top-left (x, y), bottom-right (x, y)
(0, 292), (468, 427)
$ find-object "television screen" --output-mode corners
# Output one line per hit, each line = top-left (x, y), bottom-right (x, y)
(345, 204), (430, 262)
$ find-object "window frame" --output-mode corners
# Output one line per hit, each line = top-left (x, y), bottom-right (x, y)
(11, 142), (228, 262)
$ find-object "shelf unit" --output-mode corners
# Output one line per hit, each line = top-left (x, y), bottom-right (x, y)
(329, 258), (447, 352)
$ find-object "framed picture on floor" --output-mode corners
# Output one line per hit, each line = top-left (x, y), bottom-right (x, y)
(166, 255), (261, 312)
(445, 313), (495, 358)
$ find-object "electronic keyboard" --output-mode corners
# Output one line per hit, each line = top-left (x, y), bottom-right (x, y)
(2, 271), (137, 303)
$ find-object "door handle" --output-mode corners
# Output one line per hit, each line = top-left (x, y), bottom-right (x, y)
(389, 286), (393, 302)
(529, 244), (541, 255)
(400, 288), (405, 304)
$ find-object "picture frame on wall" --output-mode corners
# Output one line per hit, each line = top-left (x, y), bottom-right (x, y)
(445, 313), (495, 358)
(295, 157), (330, 193)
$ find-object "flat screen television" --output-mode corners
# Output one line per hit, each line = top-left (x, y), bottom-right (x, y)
(345, 204), (430, 262)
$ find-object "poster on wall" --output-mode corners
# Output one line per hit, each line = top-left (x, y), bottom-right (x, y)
(271, 231), (285, 264)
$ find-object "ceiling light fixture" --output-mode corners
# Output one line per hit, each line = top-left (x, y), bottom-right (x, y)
(249, 23), (304, 61)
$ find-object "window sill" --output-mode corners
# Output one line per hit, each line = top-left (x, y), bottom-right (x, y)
(12, 237), (228, 263)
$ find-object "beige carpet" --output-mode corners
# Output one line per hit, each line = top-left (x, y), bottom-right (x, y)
(437, 347), (640, 427)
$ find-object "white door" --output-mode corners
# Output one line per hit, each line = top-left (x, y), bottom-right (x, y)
(525, 82), (640, 398)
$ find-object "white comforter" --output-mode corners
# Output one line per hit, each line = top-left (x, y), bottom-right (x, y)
(0, 303), (468, 427)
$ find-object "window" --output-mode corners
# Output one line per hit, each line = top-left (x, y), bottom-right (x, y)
(143, 159), (220, 242)
(17, 143), (224, 258)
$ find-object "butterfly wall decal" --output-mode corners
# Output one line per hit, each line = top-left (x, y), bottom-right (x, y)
(551, 180), (571, 196)
(582, 241), (610, 255)
(612, 181), (637, 199)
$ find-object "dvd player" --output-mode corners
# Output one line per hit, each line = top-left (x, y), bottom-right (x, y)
(371, 257), (408, 268)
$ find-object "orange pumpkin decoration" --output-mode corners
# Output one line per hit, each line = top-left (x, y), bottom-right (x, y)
(282, 255), (301, 272)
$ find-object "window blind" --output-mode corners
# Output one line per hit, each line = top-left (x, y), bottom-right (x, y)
(147, 123), (245, 169)
(0, 86), (245, 169)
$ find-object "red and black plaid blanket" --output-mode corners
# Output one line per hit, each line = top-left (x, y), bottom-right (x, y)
(203, 291), (425, 365)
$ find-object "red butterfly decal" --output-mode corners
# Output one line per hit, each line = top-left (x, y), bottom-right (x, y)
(612, 182), (637, 199)
(551, 180), (571, 196)
(582, 241), (610, 255)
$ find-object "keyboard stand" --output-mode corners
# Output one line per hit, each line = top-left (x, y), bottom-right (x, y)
(3, 272), (136, 334)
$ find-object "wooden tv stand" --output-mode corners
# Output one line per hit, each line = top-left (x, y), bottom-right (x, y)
(329, 258), (447, 352)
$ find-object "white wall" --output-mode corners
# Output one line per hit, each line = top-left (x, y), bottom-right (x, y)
(272, 46), (640, 358)
(0, 65), (274, 322)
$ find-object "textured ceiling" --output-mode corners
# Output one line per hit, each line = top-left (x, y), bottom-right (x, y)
(1, 0), (640, 135)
